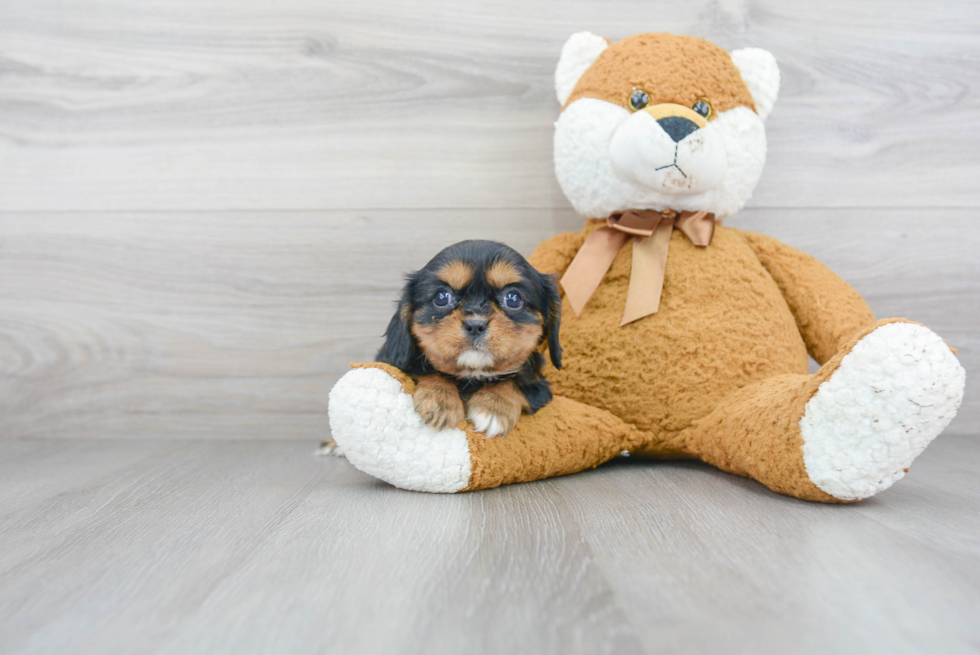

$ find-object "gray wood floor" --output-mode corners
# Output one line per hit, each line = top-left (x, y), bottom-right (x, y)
(2, 0), (979, 653)
(1, 436), (978, 655)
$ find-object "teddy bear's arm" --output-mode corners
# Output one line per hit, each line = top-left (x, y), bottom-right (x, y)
(527, 231), (586, 283)
(741, 230), (876, 365)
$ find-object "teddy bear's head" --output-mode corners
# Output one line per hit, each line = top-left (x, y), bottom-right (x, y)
(554, 32), (780, 219)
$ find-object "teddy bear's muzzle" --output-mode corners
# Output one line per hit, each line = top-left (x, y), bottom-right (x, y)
(609, 103), (727, 195)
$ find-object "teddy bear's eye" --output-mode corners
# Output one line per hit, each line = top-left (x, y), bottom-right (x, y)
(629, 89), (649, 111)
(692, 100), (712, 119)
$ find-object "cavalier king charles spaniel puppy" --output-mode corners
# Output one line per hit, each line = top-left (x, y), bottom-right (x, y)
(377, 240), (562, 438)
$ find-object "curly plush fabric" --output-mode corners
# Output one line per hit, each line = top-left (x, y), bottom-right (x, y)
(742, 231), (876, 364)
(533, 222), (814, 443)
(328, 364), (472, 493)
(555, 32), (609, 106)
(729, 48), (780, 121)
(799, 321), (965, 500)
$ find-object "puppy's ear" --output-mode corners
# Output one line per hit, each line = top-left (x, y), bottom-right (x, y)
(376, 276), (418, 370)
(539, 273), (563, 370)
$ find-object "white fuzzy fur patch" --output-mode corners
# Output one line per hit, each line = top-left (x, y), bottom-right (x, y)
(800, 323), (965, 501)
(456, 349), (494, 370)
(730, 48), (780, 122)
(327, 367), (472, 493)
(555, 32), (608, 105)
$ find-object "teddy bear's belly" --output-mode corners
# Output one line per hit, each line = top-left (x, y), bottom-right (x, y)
(549, 226), (808, 439)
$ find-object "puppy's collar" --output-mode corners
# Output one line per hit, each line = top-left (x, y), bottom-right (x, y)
(560, 209), (715, 325)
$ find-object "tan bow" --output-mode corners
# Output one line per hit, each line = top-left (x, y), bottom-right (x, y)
(560, 209), (716, 326)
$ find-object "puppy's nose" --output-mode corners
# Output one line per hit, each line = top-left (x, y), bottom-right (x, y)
(463, 319), (488, 337)
(657, 116), (699, 143)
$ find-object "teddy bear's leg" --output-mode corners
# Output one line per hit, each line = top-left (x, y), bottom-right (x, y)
(679, 319), (965, 502)
(328, 363), (647, 493)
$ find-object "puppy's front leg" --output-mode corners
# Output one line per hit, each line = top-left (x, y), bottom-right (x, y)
(466, 380), (529, 438)
(413, 375), (466, 430)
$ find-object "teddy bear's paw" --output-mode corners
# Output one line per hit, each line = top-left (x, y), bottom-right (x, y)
(327, 367), (472, 493)
(800, 322), (965, 501)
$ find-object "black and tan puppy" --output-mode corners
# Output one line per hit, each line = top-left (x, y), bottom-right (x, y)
(377, 240), (562, 437)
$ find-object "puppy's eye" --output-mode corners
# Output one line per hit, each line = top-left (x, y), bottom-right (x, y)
(433, 290), (454, 308)
(692, 100), (712, 119)
(629, 89), (649, 112)
(502, 291), (523, 310)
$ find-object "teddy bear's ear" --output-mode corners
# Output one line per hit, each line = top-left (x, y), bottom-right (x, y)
(730, 48), (780, 122)
(555, 32), (609, 105)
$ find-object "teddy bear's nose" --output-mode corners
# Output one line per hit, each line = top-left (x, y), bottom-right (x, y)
(657, 116), (700, 143)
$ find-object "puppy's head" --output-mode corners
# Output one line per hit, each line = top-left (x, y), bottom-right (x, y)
(377, 240), (562, 378)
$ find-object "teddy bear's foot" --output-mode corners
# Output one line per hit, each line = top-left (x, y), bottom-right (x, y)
(328, 366), (472, 493)
(800, 322), (965, 501)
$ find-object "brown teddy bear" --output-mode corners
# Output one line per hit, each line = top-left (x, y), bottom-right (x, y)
(327, 32), (965, 503)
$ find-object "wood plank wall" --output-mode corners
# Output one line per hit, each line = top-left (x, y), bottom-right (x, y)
(1, 0), (977, 439)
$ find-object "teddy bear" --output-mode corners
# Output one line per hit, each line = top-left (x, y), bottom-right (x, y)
(327, 32), (965, 503)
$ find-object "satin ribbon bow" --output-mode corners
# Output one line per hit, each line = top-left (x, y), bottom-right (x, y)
(560, 209), (716, 326)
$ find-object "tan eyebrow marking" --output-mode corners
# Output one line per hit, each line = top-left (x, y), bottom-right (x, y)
(436, 260), (474, 289)
(486, 259), (523, 288)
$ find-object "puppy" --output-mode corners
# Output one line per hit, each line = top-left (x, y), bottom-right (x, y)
(376, 240), (562, 437)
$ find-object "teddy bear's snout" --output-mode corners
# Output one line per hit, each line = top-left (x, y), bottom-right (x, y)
(608, 105), (726, 195)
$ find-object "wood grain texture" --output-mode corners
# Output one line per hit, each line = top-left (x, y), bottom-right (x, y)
(1, 209), (976, 440)
(1, 0), (977, 438)
(0, 437), (978, 654)
(0, 0), (978, 211)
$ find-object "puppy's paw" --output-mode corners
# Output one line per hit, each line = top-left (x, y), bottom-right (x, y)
(414, 376), (466, 430)
(465, 382), (527, 438)
(316, 438), (345, 457)
(467, 408), (517, 438)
